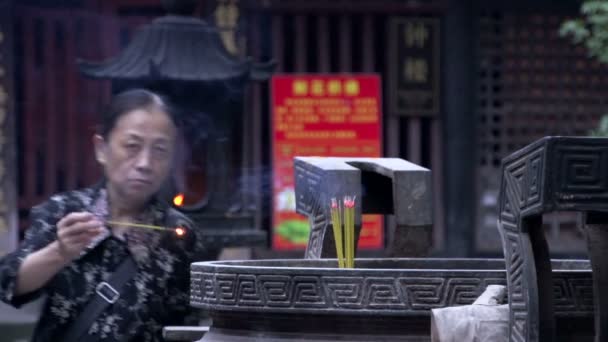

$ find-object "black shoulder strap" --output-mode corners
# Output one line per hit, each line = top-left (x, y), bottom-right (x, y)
(62, 256), (137, 342)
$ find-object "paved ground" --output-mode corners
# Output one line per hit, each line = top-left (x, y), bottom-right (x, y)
(0, 298), (42, 342)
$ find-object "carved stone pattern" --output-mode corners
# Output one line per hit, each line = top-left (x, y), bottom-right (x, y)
(556, 146), (608, 199)
(259, 275), (293, 307)
(305, 210), (327, 259)
(293, 276), (327, 307)
(504, 147), (544, 215)
(504, 231), (527, 342)
(236, 274), (264, 306)
(190, 271), (203, 304)
(322, 276), (365, 309)
(552, 276), (594, 314)
(499, 145), (546, 342)
(192, 272), (218, 305)
(217, 273), (238, 305)
(190, 271), (593, 315)
(294, 161), (329, 259)
(294, 162), (321, 217)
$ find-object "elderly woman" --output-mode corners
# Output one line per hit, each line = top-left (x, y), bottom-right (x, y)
(0, 89), (202, 341)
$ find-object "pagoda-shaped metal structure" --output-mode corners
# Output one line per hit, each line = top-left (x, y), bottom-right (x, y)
(78, 0), (274, 256)
(78, 0), (274, 82)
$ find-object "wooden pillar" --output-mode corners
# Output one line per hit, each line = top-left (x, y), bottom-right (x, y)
(0, 0), (17, 255)
(443, 0), (475, 257)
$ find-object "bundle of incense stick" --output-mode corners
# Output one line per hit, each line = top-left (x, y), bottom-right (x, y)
(330, 198), (345, 268)
(329, 196), (356, 268)
(106, 221), (186, 237)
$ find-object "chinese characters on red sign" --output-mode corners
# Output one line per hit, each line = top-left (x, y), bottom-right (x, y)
(272, 74), (383, 250)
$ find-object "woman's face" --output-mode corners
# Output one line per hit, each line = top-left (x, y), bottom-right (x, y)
(94, 107), (177, 204)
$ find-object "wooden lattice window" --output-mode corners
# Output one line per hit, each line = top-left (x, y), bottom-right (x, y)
(475, 11), (608, 254)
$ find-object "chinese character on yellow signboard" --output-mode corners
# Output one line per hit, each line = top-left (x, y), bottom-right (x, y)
(311, 79), (325, 96)
(327, 80), (342, 96)
(293, 80), (308, 96)
(403, 58), (428, 83)
(404, 22), (429, 48)
(277, 106), (288, 115)
(345, 80), (360, 96)
(281, 145), (293, 156)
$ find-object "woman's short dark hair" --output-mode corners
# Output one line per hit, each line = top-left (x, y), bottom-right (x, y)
(99, 88), (179, 138)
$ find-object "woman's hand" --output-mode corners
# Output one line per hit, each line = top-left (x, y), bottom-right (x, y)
(14, 212), (102, 297)
(56, 212), (102, 262)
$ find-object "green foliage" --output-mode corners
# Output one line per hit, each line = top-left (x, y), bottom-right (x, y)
(589, 115), (608, 136)
(560, 1), (608, 136)
(560, 1), (608, 63)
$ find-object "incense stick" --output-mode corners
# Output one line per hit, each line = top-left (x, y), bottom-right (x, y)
(330, 198), (345, 268)
(106, 220), (172, 231)
(344, 196), (356, 268)
(348, 196), (355, 268)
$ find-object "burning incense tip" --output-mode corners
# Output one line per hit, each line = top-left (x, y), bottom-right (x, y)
(173, 193), (185, 207)
(344, 197), (355, 208)
(175, 227), (186, 236)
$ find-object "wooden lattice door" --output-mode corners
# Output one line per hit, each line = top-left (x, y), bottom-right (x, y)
(475, 11), (608, 254)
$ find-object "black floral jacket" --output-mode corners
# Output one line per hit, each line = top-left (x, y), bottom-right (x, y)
(0, 184), (204, 341)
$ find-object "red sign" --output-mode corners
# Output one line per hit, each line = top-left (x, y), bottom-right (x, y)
(272, 74), (383, 251)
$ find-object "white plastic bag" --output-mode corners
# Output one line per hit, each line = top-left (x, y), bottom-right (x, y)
(430, 285), (509, 342)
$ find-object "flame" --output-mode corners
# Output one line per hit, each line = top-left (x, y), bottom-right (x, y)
(175, 227), (185, 237)
(173, 193), (184, 207)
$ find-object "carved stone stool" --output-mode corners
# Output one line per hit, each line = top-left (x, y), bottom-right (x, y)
(498, 137), (605, 342)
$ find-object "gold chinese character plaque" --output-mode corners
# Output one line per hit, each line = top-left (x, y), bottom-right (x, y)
(388, 18), (440, 117)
